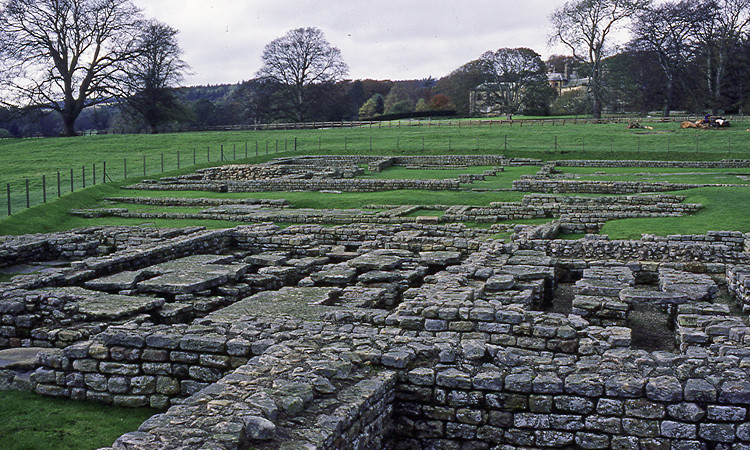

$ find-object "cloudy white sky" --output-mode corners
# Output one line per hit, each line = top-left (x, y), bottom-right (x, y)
(134, 0), (591, 86)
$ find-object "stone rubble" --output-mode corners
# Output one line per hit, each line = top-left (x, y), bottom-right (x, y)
(3, 156), (750, 448)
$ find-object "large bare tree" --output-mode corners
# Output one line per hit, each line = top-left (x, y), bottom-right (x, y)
(549, 0), (651, 118)
(258, 27), (348, 122)
(699, 0), (750, 113)
(123, 20), (190, 133)
(631, 1), (714, 117)
(0, 0), (142, 136)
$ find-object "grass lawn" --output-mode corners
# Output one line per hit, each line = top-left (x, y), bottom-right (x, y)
(0, 390), (154, 450)
(600, 186), (750, 238)
(2, 121), (750, 235)
(558, 166), (750, 185)
(2, 120), (750, 216)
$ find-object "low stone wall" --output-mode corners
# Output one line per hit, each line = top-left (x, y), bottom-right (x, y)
(369, 157), (397, 172)
(727, 265), (750, 312)
(128, 178), (462, 193)
(675, 302), (749, 354)
(394, 350), (750, 449)
(0, 227), (206, 270)
(555, 159), (750, 168)
(106, 333), (399, 450)
(67, 229), (233, 281)
(232, 223), (492, 255)
(513, 178), (700, 194)
(104, 197), (289, 208)
(281, 155), (541, 168)
(0, 289), (129, 348)
(32, 321), (261, 408)
(518, 233), (748, 264)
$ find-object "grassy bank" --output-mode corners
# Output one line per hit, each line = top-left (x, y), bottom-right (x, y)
(0, 390), (154, 450)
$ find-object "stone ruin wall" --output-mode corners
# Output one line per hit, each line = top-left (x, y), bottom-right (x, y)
(2, 224), (750, 448)
(555, 159), (750, 169)
(7, 154), (750, 449)
(512, 178), (700, 195)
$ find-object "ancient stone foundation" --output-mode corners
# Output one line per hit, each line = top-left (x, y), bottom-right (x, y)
(2, 221), (750, 449)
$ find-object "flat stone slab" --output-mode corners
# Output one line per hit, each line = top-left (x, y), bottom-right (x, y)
(85, 271), (145, 291)
(485, 274), (516, 291)
(659, 268), (718, 301)
(138, 261), (249, 295)
(311, 264), (358, 285)
(583, 266), (635, 285)
(678, 303), (731, 315)
(495, 265), (554, 280)
(620, 287), (688, 305)
(0, 347), (45, 370)
(358, 270), (405, 283)
(338, 287), (389, 308)
(574, 279), (629, 297)
(506, 255), (554, 266)
(245, 252), (290, 267)
(39, 287), (163, 320)
(138, 271), (230, 295)
(419, 251), (461, 266)
(347, 251), (410, 271)
(144, 255), (235, 276)
(207, 287), (342, 321)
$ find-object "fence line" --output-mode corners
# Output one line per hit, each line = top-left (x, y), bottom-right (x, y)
(2, 132), (749, 219)
(91, 114), (747, 134)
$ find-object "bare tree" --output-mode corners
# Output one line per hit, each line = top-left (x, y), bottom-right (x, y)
(258, 27), (348, 122)
(631, 1), (713, 117)
(549, 0), (651, 118)
(481, 48), (549, 115)
(0, 0), (142, 136)
(123, 20), (190, 133)
(698, 0), (750, 113)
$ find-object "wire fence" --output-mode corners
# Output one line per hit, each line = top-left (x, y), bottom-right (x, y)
(3, 131), (750, 219)
(78, 114), (745, 134)
(1, 140), (298, 218)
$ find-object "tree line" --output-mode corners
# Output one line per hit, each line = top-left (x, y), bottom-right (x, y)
(1, 0), (749, 137)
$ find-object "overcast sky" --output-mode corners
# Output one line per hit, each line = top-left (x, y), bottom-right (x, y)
(134, 0), (583, 86)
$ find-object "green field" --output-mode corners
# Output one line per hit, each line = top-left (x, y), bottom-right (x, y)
(2, 119), (750, 236)
(1, 120), (749, 215)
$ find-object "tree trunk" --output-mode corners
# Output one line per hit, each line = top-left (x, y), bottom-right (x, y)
(296, 87), (305, 122)
(663, 77), (673, 118)
(590, 69), (602, 119)
(706, 48), (715, 113)
(61, 112), (78, 137)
